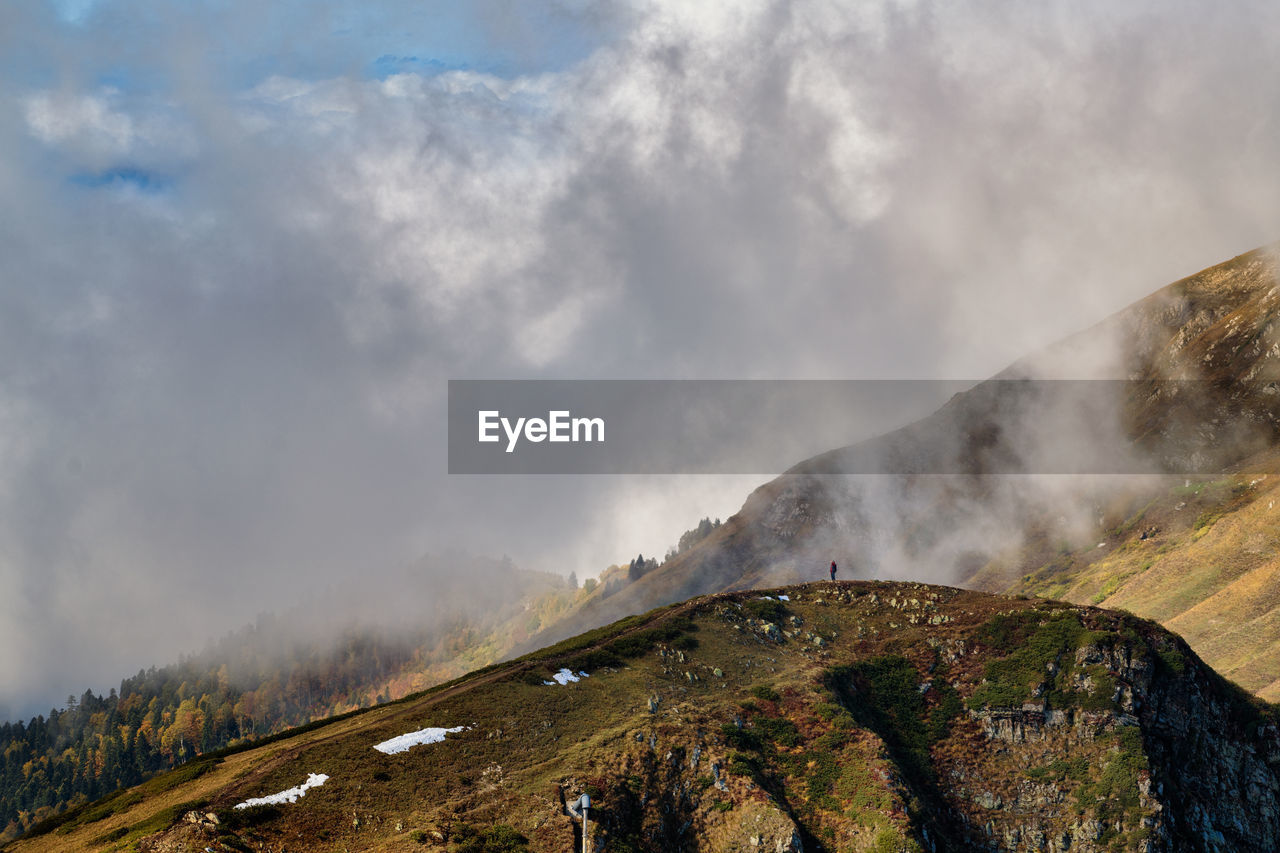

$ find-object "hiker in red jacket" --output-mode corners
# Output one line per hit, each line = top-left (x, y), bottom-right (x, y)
(829, 560), (837, 581)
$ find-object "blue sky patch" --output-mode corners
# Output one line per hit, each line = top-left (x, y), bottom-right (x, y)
(32, 1), (614, 95)
(69, 167), (172, 193)
(369, 54), (476, 80)
(50, 0), (102, 25)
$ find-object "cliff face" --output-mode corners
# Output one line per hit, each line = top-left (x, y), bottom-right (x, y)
(21, 582), (1279, 853)
(942, 620), (1280, 852)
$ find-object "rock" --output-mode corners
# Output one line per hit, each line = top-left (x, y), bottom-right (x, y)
(975, 790), (1003, 810)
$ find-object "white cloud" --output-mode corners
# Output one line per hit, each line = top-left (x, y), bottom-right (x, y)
(3, 0), (1280, 716)
(24, 92), (136, 155)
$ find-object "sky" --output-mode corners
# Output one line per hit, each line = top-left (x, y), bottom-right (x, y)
(2, 0), (1280, 719)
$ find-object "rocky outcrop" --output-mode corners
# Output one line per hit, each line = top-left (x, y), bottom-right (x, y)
(947, 630), (1280, 852)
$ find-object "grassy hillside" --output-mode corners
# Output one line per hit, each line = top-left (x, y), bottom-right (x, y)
(10, 581), (1280, 852)
(0, 556), (582, 844)
(972, 454), (1280, 701)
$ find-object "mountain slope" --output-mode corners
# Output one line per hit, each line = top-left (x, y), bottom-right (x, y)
(0, 555), (579, 843)
(969, 458), (1280, 700)
(534, 244), (1280, 698)
(10, 582), (1280, 852)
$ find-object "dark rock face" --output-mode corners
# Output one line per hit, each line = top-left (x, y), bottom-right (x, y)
(959, 635), (1280, 851)
(1139, 663), (1280, 851)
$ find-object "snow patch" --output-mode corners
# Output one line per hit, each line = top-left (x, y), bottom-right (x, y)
(543, 668), (589, 685)
(777, 594), (790, 601)
(233, 773), (328, 810)
(373, 725), (468, 755)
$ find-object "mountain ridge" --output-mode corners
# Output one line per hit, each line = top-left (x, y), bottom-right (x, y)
(9, 580), (1280, 852)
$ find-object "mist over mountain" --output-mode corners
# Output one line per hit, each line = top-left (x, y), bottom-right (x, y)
(7, 1), (1280, 849)
(535, 245), (1280, 656)
(10, 235), (1280, 851)
(0, 553), (585, 841)
(5, 0), (1280, 721)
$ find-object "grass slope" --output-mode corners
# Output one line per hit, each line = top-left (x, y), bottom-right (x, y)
(978, 458), (1280, 700)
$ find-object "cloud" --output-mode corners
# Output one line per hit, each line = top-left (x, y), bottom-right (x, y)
(24, 91), (136, 153)
(2, 0), (1280, 717)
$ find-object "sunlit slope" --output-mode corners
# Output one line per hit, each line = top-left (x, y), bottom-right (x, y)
(961, 242), (1280, 700)
(980, 457), (1280, 700)
(12, 582), (1280, 852)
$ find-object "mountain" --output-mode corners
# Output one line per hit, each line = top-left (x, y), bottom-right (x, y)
(11, 243), (1280, 849)
(532, 244), (1280, 699)
(8, 582), (1279, 852)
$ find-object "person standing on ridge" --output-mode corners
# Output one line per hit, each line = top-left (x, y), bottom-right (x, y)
(829, 560), (837, 582)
